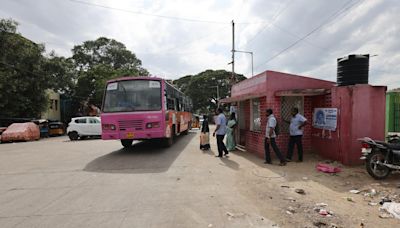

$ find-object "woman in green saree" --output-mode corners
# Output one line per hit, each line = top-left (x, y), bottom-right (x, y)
(226, 113), (237, 151)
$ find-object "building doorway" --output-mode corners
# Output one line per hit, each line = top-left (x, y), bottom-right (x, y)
(238, 101), (246, 146)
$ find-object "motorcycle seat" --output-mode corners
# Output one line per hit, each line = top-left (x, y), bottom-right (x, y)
(375, 140), (386, 145)
(387, 143), (400, 150)
(375, 141), (400, 150)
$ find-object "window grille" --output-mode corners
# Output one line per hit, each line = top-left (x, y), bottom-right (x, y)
(281, 96), (304, 133)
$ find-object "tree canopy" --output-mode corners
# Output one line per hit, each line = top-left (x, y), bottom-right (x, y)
(0, 18), (150, 119)
(173, 70), (246, 114)
(72, 37), (149, 106)
(0, 18), (50, 118)
(0, 17), (245, 120)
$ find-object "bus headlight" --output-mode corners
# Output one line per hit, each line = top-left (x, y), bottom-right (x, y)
(102, 124), (116, 130)
(146, 122), (160, 129)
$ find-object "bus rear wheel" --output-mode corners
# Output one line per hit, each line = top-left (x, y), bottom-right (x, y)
(121, 139), (133, 148)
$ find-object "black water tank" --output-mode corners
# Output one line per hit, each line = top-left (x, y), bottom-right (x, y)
(337, 54), (369, 86)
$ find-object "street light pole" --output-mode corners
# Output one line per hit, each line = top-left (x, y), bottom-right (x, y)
(210, 77), (221, 108)
(234, 50), (254, 77)
(216, 85), (220, 102)
(231, 20), (235, 85)
(211, 85), (220, 108)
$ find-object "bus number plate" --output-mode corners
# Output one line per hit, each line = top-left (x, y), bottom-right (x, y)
(126, 132), (134, 139)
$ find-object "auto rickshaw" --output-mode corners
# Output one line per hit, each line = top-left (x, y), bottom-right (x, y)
(192, 115), (200, 129)
(32, 119), (49, 138)
(48, 122), (65, 136)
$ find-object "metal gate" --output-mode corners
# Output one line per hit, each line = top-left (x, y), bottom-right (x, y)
(238, 101), (246, 146)
(394, 103), (400, 132)
(388, 93), (400, 133)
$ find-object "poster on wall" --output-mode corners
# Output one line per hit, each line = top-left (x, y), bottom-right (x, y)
(313, 108), (338, 131)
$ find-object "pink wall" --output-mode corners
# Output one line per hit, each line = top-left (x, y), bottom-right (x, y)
(231, 71), (334, 98)
(266, 71), (335, 98)
(232, 71), (335, 160)
(230, 70), (387, 166)
(311, 85), (387, 165)
(347, 85), (386, 164)
(231, 73), (267, 97)
(310, 94), (342, 161)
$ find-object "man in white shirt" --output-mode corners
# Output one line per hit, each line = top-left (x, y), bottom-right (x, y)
(286, 107), (307, 162)
(213, 108), (228, 157)
(264, 109), (286, 166)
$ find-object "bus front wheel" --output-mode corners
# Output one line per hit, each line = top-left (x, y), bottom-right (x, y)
(121, 139), (133, 148)
(163, 136), (173, 147)
(163, 126), (175, 147)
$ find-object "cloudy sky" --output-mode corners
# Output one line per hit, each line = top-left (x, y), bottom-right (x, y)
(1, 0), (399, 88)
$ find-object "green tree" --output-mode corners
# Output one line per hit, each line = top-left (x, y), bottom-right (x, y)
(174, 70), (246, 113)
(42, 52), (77, 95)
(0, 18), (50, 118)
(72, 37), (149, 106)
(173, 75), (192, 92)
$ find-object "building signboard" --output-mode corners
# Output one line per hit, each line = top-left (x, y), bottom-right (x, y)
(313, 108), (338, 131)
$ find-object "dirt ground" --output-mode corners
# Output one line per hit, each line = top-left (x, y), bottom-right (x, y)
(1, 126), (400, 227)
(232, 150), (400, 227)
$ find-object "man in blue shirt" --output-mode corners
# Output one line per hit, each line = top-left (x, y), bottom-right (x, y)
(286, 107), (307, 162)
(213, 108), (229, 157)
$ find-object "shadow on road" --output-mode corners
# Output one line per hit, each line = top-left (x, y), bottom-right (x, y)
(219, 156), (240, 170)
(83, 132), (196, 174)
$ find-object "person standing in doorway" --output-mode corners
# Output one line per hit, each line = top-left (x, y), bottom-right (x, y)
(213, 108), (229, 157)
(226, 113), (237, 151)
(286, 107), (307, 162)
(264, 109), (286, 166)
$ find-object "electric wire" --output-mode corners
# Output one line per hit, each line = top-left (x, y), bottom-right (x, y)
(68, 0), (268, 25)
(137, 25), (230, 56)
(69, 0), (227, 24)
(254, 0), (363, 71)
(240, 0), (293, 49)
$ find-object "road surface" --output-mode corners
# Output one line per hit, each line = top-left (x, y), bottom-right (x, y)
(1, 127), (400, 227)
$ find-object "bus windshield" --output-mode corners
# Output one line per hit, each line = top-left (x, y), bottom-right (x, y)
(103, 80), (161, 112)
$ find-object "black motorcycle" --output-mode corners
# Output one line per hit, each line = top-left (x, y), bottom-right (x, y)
(359, 135), (400, 179)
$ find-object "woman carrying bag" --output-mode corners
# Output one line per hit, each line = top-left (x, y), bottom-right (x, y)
(200, 115), (210, 150)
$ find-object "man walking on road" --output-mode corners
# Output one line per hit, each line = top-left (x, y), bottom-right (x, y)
(213, 108), (229, 157)
(264, 109), (286, 166)
(286, 107), (307, 162)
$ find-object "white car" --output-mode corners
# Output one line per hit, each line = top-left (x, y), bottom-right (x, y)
(67, 117), (101, 140)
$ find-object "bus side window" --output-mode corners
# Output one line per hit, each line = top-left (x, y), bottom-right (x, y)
(167, 98), (175, 110)
(175, 98), (180, 111)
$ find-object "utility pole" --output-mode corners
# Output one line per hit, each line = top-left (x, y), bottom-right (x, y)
(231, 20), (235, 85)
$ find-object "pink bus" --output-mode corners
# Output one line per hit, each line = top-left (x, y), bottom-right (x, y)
(101, 76), (193, 148)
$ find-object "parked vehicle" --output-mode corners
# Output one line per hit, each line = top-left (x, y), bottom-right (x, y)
(67, 117), (101, 140)
(1, 122), (40, 142)
(0, 127), (7, 135)
(192, 115), (200, 129)
(387, 134), (400, 144)
(359, 136), (400, 179)
(48, 122), (65, 136)
(101, 77), (193, 148)
(32, 119), (49, 138)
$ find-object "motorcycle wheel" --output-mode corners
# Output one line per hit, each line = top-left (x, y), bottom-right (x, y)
(366, 150), (391, 180)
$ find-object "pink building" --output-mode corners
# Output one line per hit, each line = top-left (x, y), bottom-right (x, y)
(220, 70), (386, 165)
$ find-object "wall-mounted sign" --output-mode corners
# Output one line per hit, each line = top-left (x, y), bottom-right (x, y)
(313, 108), (338, 131)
